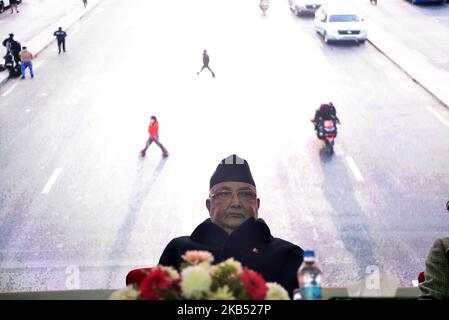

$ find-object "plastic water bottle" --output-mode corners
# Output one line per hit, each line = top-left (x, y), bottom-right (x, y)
(297, 250), (322, 300)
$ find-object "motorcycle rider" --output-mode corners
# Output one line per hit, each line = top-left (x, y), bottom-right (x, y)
(312, 103), (340, 139)
(328, 102), (340, 124)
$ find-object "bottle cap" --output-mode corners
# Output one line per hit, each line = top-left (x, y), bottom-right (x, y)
(304, 250), (315, 257)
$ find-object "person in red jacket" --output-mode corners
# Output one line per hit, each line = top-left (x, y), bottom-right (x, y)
(140, 116), (169, 157)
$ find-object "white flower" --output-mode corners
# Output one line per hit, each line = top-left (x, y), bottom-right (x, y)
(109, 285), (140, 300)
(265, 282), (290, 300)
(181, 265), (212, 299)
(207, 285), (236, 300)
(160, 266), (180, 280)
(219, 258), (243, 276)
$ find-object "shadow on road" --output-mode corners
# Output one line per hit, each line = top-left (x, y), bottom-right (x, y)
(319, 153), (377, 282)
(104, 156), (168, 285)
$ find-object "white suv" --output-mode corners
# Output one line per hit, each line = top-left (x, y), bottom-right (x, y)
(289, 0), (326, 15)
(314, 5), (367, 44)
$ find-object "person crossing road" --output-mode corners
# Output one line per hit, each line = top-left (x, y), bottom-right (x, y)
(140, 116), (169, 158)
(197, 50), (215, 78)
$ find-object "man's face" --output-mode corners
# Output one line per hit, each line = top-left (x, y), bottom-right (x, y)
(206, 181), (260, 234)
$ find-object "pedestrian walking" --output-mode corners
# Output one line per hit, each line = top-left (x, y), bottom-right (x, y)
(19, 46), (34, 79)
(2, 34), (21, 66)
(83, 0), (88, 8)
(140, 116), (169, 158)
(53, 27), (67, 54)
(9, 0), (19, 13)
(197, 50), (215, 78)
(0, 1), (5, 14)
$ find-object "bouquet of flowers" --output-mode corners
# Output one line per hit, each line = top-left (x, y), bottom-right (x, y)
(110, 250), (290, 300)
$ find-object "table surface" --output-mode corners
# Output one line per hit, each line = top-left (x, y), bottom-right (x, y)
(0, 287), (421, 300)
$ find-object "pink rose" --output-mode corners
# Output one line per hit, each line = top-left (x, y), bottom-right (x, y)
(182, 250), (214, 264)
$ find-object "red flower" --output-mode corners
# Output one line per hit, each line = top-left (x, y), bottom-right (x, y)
(140, 268), (174, 300)
(240, 267), (268, 300)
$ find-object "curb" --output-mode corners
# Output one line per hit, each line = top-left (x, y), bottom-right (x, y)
(367, 38), (449, 110)
(0, 0), (102, 89)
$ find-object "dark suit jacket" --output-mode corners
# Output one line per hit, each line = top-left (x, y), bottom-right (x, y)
(419, 237), (449, 300)
(159, 217), (304, 296)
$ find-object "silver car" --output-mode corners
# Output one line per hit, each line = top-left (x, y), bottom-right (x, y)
(289, 0), (325, 16)
(314, 5), (367, 44)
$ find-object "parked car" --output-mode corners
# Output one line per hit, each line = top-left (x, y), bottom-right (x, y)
(289, 0), (326, 16)
(314, 5), (367, 44)
(409, 0), (447, 4)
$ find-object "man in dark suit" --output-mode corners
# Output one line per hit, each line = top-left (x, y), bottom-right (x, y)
(158, 154), (304, 296)
(2, 33), (21, 66)
(53, 27), (67, 54)
(419, 237), (449, 300)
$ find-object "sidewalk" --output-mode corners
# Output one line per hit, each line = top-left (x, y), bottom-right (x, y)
(0, 0), (101, 87)
(344, 0), (449, 108)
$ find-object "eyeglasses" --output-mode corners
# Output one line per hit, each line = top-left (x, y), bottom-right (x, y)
(209, 190), (257, 201)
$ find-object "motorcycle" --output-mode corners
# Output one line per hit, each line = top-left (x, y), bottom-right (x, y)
(260, 0), (269, 15)
(311, 118), (337, 154)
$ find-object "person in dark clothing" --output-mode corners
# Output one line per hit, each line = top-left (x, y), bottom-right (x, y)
(2, 34), (21, 66)
(313, 103), (340, 134)
(3, 34), (14, 55)
(0, 1), (5, 14)
(3, 53), (16, 77)
(9, 0), (19, 13)
(197, 49), (215, 78)
(328, 102), (340, 124)
(158, 154), (304, 296)
(53, 27), (67, 54)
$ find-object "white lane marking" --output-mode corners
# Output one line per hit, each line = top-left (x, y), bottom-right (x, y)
(1, 82), (19, 97)
(426, 105), (449, 127)
(345, 156), (364, 182)
(42, 168), (63, 194)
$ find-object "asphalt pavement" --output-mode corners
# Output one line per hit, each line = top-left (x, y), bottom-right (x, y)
(0, 0), (448, 292)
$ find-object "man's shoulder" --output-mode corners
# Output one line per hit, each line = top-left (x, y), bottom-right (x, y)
(166, 236), (192, 248)
(433, 237), (449, 248)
